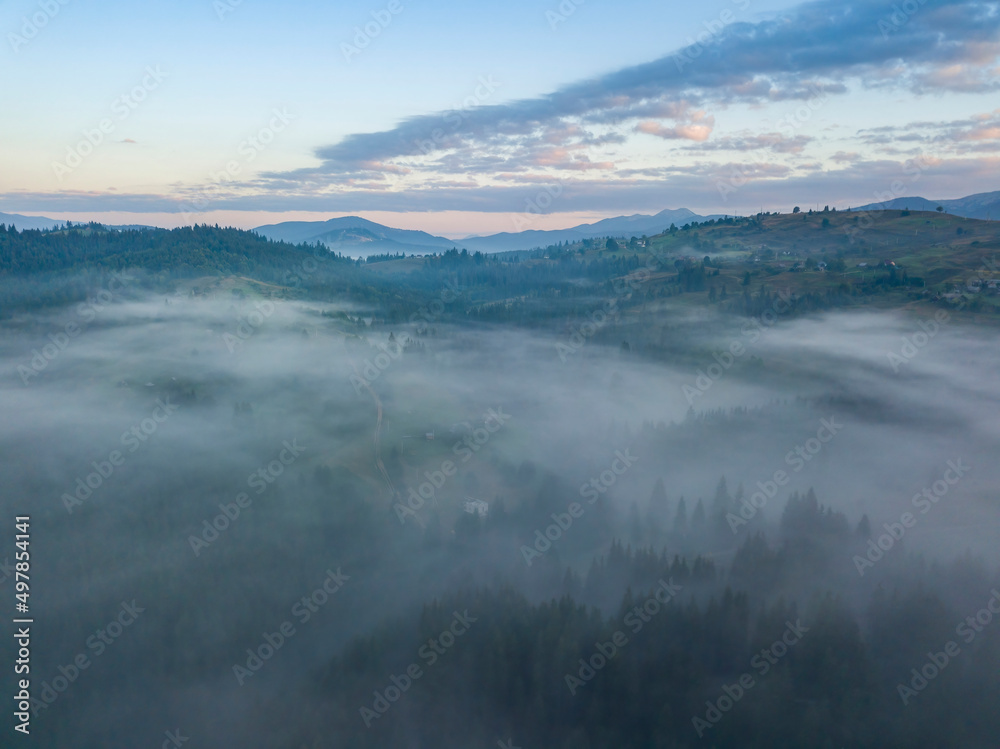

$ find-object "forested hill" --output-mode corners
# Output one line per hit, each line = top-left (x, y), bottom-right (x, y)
(0, 222), (352, 276)
(4, 211), (999, 324)
(289, 490), (1000, 748)
(0, 222), (385, 315)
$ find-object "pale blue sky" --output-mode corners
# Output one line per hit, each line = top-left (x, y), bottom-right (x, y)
(1, 0), (998, 235)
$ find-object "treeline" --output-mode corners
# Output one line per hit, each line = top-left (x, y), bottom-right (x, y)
(0, 222), (353, 276)
(2, 221), (990, 331)
(0, 223), (414, 315)
(289, 490), (1000, 748)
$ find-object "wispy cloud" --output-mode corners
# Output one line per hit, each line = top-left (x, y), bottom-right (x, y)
(6, 0), (999, 217)
(271, 0), (998, 183)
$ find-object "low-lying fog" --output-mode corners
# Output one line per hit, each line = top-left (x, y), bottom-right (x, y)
(0, 293), (996, 745)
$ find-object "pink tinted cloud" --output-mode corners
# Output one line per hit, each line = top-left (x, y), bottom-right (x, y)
(636, 111), (715, 142)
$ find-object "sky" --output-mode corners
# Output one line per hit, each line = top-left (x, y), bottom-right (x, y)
(1, 0), (998, 237)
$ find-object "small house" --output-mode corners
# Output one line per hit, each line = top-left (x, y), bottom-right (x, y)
(464, 498), (489, 517)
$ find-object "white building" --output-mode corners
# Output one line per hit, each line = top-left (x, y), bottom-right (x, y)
(463, 498), (489, 517)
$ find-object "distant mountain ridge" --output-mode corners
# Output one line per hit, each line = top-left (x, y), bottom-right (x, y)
(253, 215), (457, 256)
(6, 189), (996, 255)
(852, 190), (1000, 220)
(0, 212), (160, 233)
(457, 208), (720, 253)
(253, 208), (720, 256)
(0, 212), (63, 231)
(3, 209), (718, 254)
